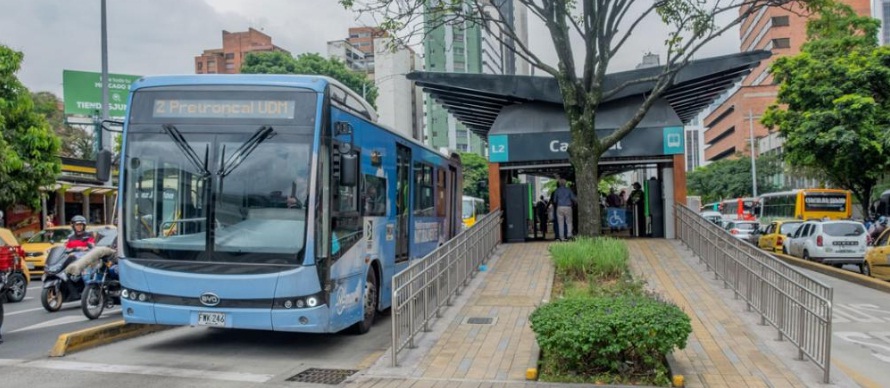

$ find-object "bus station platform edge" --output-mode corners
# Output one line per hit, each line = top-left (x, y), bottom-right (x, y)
(347, 239), (847, 387)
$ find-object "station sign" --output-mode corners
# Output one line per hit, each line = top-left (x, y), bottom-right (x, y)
(488, 126), (685, 163)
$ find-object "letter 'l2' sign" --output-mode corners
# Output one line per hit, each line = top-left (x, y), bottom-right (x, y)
(489, 135), (509, 162)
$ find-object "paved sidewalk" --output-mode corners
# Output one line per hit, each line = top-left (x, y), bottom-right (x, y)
(347, 239), (829, 387)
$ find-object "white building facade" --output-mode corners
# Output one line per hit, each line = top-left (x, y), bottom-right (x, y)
(374, 37), (425, 141)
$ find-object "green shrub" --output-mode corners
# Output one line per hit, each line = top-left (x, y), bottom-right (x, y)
(550, 237), (628, 281)
(530, 295), (692, 385)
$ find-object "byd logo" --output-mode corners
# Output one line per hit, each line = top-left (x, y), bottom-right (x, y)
(200, 292), (220, 306)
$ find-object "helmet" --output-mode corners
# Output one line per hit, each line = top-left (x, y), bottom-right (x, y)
(71, 215), (87, 226)
(879, 216), (887, 226)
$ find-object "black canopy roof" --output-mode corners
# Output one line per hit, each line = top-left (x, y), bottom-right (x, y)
(408, 50), (770, 139)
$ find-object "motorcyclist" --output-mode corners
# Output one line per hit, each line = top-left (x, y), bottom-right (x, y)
(65, 215), (95, 252)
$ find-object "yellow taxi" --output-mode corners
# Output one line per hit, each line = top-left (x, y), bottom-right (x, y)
(1, 227), (30, 303)
(864, 228), (890, 280)
(21, 225), (116, 276)
(758, 220), (803, 253)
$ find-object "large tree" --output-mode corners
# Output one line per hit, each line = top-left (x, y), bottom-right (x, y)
(241, 51), (378, 108)
(762, 3), (890, 217)
(31, 91), (94, 159)
(343, 0), (823, 236)
(0, 45), (62, 210)
(687, 153), (784, 203)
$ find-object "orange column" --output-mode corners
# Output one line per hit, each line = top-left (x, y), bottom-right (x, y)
(673, 154), (687, 206)
(488, 163), (501, 211)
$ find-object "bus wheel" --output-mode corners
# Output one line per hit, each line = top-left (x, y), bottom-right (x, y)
(351, 269), (378, 335)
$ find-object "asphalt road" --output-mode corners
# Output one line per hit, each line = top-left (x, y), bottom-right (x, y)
(792, 264), (890, 387)
(2, 279), (122, 359)
(0, 283), (393, 386)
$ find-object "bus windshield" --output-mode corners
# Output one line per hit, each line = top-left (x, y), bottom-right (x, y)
(123, 90), (317, 265)
(462, 199), (474, 219)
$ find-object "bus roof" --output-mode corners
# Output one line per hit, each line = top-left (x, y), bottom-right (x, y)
(758, 189), (849, 198)
(130, 74), (376, 120)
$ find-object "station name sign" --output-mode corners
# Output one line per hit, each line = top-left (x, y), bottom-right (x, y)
(152, 99), (296, 119)
(488, 126), (685, 163)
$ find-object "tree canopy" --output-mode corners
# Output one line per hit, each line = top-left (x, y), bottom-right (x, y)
(459, 151), (489, 203)
(343, 0), (825, 236)
(687, 153), (783, 203)
(0, 45), (62, 211)
(241, 51), (378, 108)
(762, 3), (890, 217)
(31, 91), (94, 159)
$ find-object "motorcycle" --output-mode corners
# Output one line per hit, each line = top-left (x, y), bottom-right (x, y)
(74, 246), (120, 319)
(41, 246), (87, 312)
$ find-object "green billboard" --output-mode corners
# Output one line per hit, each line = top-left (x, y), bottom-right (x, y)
(63, 70), (141, 117)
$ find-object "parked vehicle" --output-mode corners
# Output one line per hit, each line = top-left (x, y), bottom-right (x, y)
(784, 220), (867, 269)
(0, 227), (29, 303)
(864, 228), (890, 279)
(758, 220), (803, 253)
(725, 221), (760, 241)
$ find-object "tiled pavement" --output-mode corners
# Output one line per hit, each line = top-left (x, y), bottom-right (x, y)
(346, 239), (832, 387)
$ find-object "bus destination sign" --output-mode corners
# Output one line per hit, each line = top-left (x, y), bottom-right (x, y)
(804, 195), (847, 211)
(153, 99), (296, 119)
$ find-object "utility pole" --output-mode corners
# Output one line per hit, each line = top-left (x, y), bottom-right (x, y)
(748, 109), (758, 197)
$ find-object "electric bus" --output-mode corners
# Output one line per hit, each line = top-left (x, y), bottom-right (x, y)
(116, 75), (463, 334)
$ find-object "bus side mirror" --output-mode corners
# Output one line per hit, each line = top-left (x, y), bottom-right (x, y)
(339, 147), (358, 187)
(335, 121), (358, 187)
(96, 149), (113, 182)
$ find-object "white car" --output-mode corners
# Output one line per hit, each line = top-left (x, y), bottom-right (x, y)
(701, 211), (725, 228)
(784, 220), (867, 265)
(724, 221), (759, 241)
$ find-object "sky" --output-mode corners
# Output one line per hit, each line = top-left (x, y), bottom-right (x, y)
(0, 0), (741, 97)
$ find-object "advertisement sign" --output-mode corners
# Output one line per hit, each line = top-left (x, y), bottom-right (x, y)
(63, 70), (141, 117)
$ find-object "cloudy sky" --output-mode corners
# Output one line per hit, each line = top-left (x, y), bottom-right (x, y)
(0, 0), (740, 97)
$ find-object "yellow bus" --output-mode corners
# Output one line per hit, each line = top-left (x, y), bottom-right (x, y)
(757, 189), (852, 221)
(462, 196), (486, 229)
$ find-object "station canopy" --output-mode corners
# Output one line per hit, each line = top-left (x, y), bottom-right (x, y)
(408, 50), (771, 140)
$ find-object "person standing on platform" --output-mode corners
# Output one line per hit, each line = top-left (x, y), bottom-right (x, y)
(628, 182), (645, 237)
(553, 178), (577, 241)
(535, 195), (549, 239)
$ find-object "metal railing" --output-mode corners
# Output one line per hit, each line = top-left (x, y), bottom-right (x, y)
(390, 210), (502, 366)
(675, 204), (833, 383)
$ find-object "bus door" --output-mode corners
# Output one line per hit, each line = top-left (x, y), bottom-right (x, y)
(448, 166), (458, 237)
(396, 144), (411, 263)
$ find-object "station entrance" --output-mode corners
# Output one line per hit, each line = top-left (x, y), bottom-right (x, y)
(409, 51), (770, 240)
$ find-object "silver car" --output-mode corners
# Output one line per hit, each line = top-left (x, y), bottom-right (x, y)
(725, 221), (760, 241)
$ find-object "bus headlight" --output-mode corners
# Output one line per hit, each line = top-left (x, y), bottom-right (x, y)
(122, 288), (153, 303)
(274, 292), (325, 309)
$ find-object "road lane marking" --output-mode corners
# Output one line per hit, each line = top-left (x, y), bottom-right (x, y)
(834, 332), (890, 362)
(8, 310), (121, 333)
(5, 306), (46, 316)
(21, 360), (274, 383)
(833, 357), (882, 388)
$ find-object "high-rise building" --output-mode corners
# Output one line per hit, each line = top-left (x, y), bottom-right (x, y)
(194, 28), (289, 74)
(327, 40), (368, 73)
(374, 37), (425, 141)
(685, 117), (704, 172)
(424, 0), (528, 155)
(702, 0), (870, 162)
(880, 1), (890, 44)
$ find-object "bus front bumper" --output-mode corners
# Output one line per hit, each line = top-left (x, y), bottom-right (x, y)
(121, 300), (331, 332)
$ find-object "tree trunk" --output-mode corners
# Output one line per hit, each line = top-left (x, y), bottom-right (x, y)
(573, 153), (601, 236)
(853, 189), (872, 220)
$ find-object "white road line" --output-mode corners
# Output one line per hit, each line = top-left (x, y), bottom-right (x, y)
(0, 359), (28, 366)
(5, 306), (46, 316)
(27, 286), (41, 291)
(21, 360), (274, 383)
(8, 309), (122, 332)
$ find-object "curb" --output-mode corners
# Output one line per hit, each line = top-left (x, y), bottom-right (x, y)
(772, 252), (890, 294)
(50, 320), (170, 357)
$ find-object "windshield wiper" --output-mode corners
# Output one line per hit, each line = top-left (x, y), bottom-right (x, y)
(161, 124), (210, 179)
(218, 126), (276, 177)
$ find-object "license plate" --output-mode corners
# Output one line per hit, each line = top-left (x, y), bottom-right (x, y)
(26, 262), (34, 270)
(197, 312), (226, 327)
(837, 250), (853, 253)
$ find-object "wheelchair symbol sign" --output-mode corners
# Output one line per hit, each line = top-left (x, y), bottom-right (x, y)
(606, 208), (626, 228)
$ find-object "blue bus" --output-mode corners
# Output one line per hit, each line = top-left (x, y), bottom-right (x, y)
(116, 75), (463, 334)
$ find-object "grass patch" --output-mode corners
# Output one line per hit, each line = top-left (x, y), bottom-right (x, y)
(534, 238), (690, 387)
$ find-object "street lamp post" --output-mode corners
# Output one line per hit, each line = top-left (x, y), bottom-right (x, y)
(748, 109), (758, 197)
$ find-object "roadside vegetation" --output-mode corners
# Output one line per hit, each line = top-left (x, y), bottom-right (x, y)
(530, 238), (691, 386)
